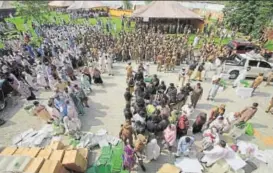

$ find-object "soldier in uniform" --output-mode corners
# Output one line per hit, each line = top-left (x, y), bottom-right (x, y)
(121, 47), (126, 62)
(164, 52), (172, 73)
(157, 51), (164, 72)
(170, 52), (177, 71)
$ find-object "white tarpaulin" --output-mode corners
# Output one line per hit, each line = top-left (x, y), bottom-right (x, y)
(67, 1), (107, 10)
(0, 1), (15, 9)
(48, 1), (74, 7)
(175, 158), (203, 173)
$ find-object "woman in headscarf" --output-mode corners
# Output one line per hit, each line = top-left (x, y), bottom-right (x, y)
(70, 90), (85, 116)
(32, 101), (52, 123)
(80, 71), (92, 94)
(207, 104), (225, 128)
(47, 98), (62, 122)
(22, 71), (36, 90)
(6, 72), (36, 100)
(145, 138), (160, 161)
(36, 63), (50, 90)
(74, 84), (89, 107)
(177, 113), (189, 138)
(192, 113), (207, 134)
(209, 116), (225, 133)
(92, 67), (103, 84)
(63, 116), (80, 135)
(181, 103), (194, 118)
(66, 100), (81, 129)
(132, 111), (146, 135)
(163, 124), (177, 150)
(202, 127), (221, 150)
(48, 75), (58, 90)
(123, 143), (136, 172)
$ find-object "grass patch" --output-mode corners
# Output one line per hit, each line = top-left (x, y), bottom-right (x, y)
(264, 40), (273, 51)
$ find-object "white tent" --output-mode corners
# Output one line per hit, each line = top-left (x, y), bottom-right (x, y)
(67, 1), (107, 10)
(0, 1), (15, 9)
(48, 1), (74, 7)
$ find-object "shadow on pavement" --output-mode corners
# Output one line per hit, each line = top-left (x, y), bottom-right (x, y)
(1, 97), (25, 121)
(136, 152), (174, 173)
(253, 91), (270, 98)
(197, 103), (215, 110)
(0, 120), (16, 128)
(252, 122), (268, 129)
(80, 101), (109, 131)
(214, 98), (234, 103)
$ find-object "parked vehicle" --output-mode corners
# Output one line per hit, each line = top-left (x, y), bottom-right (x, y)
(226, 40), (257, 54)
(223, 52), (273, 79)
(226, 39), (273, 57)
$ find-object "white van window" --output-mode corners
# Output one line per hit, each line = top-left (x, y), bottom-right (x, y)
(259, 61), (271, 68)
(248, 60), (258, 67)
(239, 59), (246, 66)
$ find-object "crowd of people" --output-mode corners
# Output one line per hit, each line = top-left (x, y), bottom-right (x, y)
(0, 13), (272, 172)
(70, 9), (109, 20)
(120, 59), (264, 171)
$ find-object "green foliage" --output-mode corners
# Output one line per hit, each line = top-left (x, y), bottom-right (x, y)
(144, 0), (152, 5)
(122, 0), (133, 10)
(14, 1), (51, 24)
(223, 0), (273, 39)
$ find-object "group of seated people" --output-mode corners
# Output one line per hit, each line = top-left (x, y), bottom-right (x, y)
(119, 63), (259, 171)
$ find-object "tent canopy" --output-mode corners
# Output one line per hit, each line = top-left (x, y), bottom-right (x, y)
(67, 1), (107, 10)
(132, 1), (203, 20)
(0, 1), (15, 9)
(48, 1), (74, 7)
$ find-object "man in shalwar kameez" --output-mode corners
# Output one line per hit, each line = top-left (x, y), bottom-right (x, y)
(99, 53), (106, 73)
(201, 140), (229, 167)
(106, 55), (114, 76)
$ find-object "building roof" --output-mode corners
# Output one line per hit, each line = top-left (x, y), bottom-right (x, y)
(0, 1), (15, 9)
(67, 1), (107, 10)
(48, 1), (74, 7)
(131, 1), (203, 20)
(180, 2), (225, 12)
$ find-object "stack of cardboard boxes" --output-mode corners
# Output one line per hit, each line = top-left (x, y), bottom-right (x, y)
(0, 141), (88, 173)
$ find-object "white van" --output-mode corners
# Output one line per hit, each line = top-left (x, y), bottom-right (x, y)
(223, 52), (273, 79)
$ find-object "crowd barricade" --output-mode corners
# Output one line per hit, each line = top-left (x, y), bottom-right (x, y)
(109, 9), (133, 17)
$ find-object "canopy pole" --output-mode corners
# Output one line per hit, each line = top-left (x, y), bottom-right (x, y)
(176, 18), (180, 37)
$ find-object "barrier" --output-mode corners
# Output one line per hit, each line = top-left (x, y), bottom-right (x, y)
(109, 9), (132, 17)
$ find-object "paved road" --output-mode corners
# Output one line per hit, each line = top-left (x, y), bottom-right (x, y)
(1, 62), (273, 172)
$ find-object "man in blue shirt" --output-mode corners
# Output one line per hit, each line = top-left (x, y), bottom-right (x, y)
(176, 136), (195, 157)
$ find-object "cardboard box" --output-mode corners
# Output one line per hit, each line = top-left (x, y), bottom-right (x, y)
(24, 158), (45, 173)
(26, 148), (41, 158)
(36, 148), (52, 159)
(13, 147), (30, 156)
(78, 148), (89, 159)
(39, 160), (69, 173)
(48, 141), (64, 150)
(0, 147), (17, 156)
(49, 150), (64, 162)
(62, 150), (87, 172)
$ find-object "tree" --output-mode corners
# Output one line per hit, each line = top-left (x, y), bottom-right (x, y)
(14, 1), (51, 25)
(122, 0), (133, 10)
(223, 0), (273, 39)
